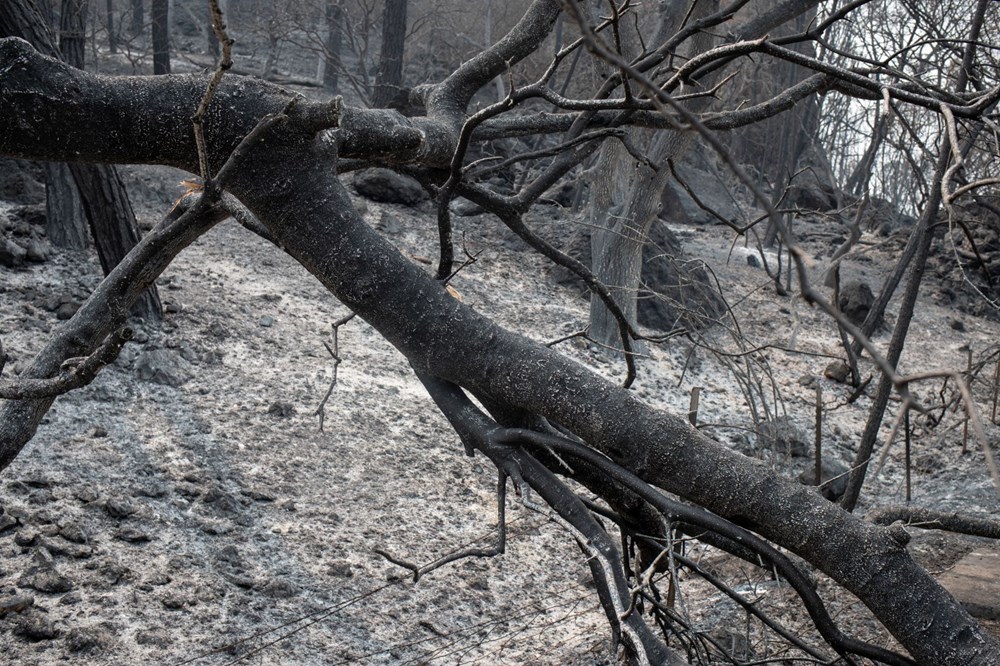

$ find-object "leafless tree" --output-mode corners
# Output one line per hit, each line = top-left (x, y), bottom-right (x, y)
(1, 1), (999, 664)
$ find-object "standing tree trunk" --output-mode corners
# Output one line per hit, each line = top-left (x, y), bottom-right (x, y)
(130, 0), (142, 36)
(67, 163), (163, 319)
(48, 0), (92, 249)
(43, 164), (89, 249)
(59, 0), (86, 67)
(320, 0), (344, 92)
(105, 0), (116, 53)
(587, 1), (712, 349)
(371, 0), (406, 108)
(151, 0), (168, 74)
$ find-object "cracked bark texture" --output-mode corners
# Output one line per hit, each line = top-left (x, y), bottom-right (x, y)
(0, 7), (998, 664)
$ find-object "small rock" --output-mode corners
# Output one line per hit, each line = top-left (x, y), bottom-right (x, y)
(824, 360), (851, 384)
(133, 483), (168, 499)
(267, 401), (295, 418)
(0, 513), (19, 533)
(23, 568), (73, 594)
(91, 426), (108, 438)
(66, 625), (111, 653)
(798, 458), (851, 501)
(0, 238), (27, 268)
(0, 594), (34, 616)
(55, 301), (80, 320)
(14, 529), (37, 547)
(259, 315), (275, 328)
(58, 524), (88, 544)
(746, 253), (761, 268)
(58, 591), (82, 605)
(949, 318), (965, 332)
(74, 487), (99, 504)
(38, 536), (92, 559)
(114, 527), (151, 543)
(24, 239), (48, 263)
(12, 611), (60, 641)
(104, 498), (138, 519)
(135, 349), (193, 387)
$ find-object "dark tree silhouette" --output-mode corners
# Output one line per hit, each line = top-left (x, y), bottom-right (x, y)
(1, 1), (998, 663)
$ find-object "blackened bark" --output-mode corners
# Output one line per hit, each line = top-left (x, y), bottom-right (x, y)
(372, 0), (406, 108)
(0, 0), (58, 56)
(151, 0), (168, 74)
(106, 0), (116, 53)
(57, 0), (92, 246)
(67, 163), (163, 319)
(1, 32), (998, 665)
(59, 0), (87, 68)
(322, 0), (344, 92)
(43, 163), (89, 249)
(130, 0), (142, 36)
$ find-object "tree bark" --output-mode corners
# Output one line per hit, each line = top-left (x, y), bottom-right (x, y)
(106, 0), (116, 53)
(43, 163), (89, 249)
(67, 162), (163, 320)
(320, 0), (343, 92)
(130, 0), (142, 36)
(151, 0), (168, 74)
(0, 21), (998, 664)
(371, 0), (406, 108)
(59, 0), (87, 68)
(586, 1), (713, 349)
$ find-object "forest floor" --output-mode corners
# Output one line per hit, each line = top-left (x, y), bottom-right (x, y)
(1, 158), (999, 666)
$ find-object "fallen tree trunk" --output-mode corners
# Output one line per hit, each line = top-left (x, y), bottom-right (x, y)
(0, 24), (998, 666)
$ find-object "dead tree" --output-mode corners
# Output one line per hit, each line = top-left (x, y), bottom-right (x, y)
(151, 0), (169, 74)
(1, 1), (999, 663)
(371, 0), (407, 108)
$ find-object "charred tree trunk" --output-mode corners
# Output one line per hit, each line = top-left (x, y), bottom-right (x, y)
(130, 0), (142, 37)
(43, 163), (89, 249)
(67, 163), (163, 320)
(151, 0), (168, 74)
(320, 0), (344, 92)
(105, 0), (115, 53)
(59, 0), (87, 67)
(0, 4), (998, 661)
(371, 0), (406, 108)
